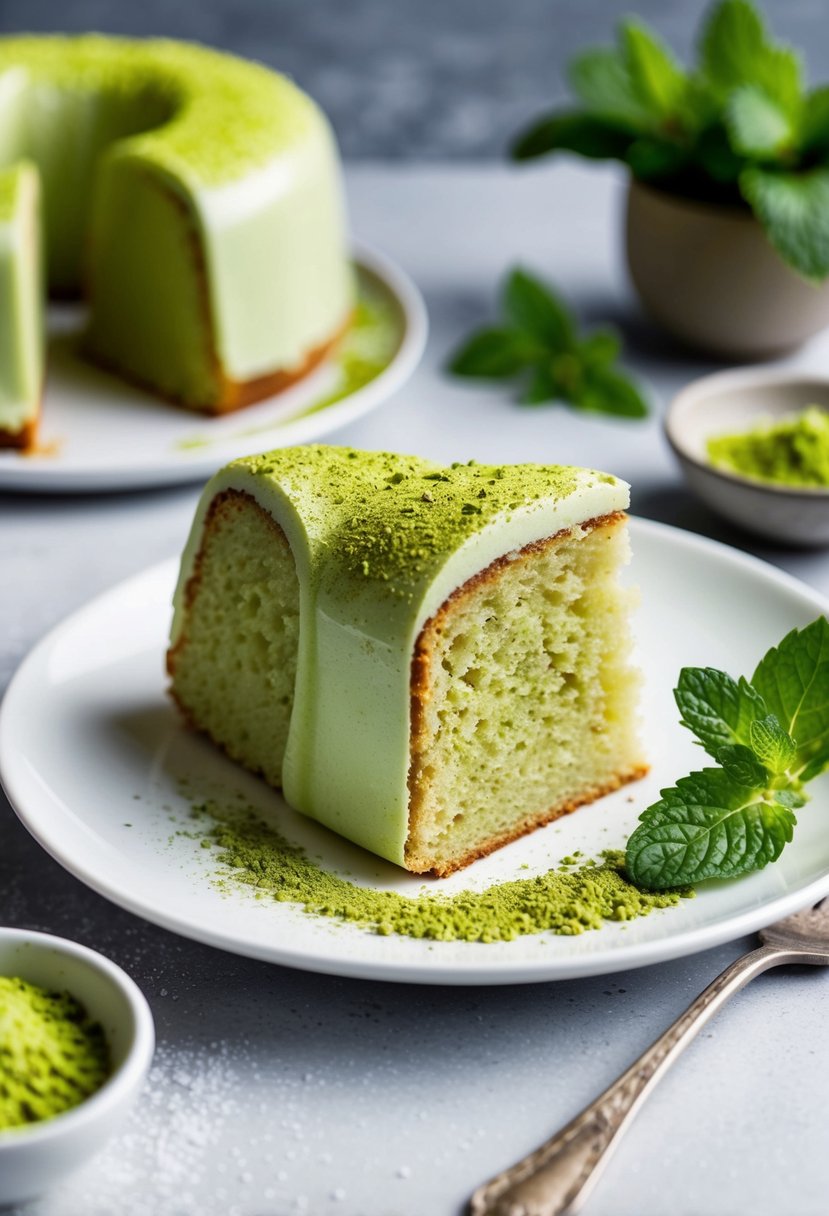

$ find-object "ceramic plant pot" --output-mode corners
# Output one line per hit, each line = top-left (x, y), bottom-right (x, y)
(625, 179), (829, 359)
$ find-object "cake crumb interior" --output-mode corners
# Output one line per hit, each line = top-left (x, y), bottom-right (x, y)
(168, 491), (300, 788)
(406, 515), (644, 875)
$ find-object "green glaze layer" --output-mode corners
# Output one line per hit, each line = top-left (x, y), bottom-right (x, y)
(0, 35), (352, 394)
(0, 161), (42, 435)
(172, 446), (629, 866)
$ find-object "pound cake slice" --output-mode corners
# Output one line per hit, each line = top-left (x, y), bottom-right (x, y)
(168, 446), (646, 875)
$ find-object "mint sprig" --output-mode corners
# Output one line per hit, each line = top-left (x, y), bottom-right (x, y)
(626, 616), (829, 889)
(448, 268), (648, 419)
(511, 0), (829, 281)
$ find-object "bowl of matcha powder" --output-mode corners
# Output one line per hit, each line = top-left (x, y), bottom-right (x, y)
(666, 368), (829, 545)
(0, 927), (155, 1207)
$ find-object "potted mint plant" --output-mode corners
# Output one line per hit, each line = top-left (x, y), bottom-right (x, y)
(512, 0), (829, 358)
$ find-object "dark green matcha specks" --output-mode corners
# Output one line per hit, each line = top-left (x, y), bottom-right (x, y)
(232, 446), (615, 605)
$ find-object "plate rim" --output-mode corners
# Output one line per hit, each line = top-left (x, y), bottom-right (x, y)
(4, 516), (829, 985)
(0, 239), (428, 494)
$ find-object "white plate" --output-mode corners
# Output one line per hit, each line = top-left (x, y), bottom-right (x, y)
(3, 518), (829, 985)
(0, 242), (427, 494)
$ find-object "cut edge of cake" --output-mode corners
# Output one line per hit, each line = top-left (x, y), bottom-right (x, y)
(406, 511), (647, 876)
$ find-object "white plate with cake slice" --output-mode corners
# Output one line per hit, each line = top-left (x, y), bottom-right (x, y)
(0, 242), (427, 494)
(3, 516), (829, 985)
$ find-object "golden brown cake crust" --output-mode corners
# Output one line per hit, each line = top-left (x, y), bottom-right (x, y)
(211, 314), (352, 414)
(406, 511), (648, 877)
(86, 317), (351, 417)
(0, 413), (39, 451)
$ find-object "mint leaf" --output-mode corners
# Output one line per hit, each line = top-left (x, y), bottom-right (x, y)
(715, 744), (769, 787)
(700, 0), (766, 93)
(621, 19), (686, 119)
(751, 617), (829, 780)
(568, 48), (651, 131)
(625, 136), (689, 182)
(577, 364), (648, 418)
(502, 270), (574, 350)
(626, 769), (796, 888)
(678, 77), (721, 135)
(550, 353), (584, 400)
(674, 667), (768, 757)
(801, 86), (829, 156)
(757, 47), (803, 119)
(700, 1), (802, 116)
(749, 715), (797, 774)
(448, 328), (539, 378)
(695, 123), (745, 184)
(625, 617), (829, 891)
(726, 85), (794, 158)
(520, 365), (556, 406)
(740, 166), (829, 280)
(580, 329), (621, 367)
(511, 0), (818, 278)
(511, 111), (633, 162)
(774, 786), (809, 810)
(448, 266), (647, 419)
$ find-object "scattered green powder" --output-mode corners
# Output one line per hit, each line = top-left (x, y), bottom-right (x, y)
(186, 803), (690, 943)
(0, 978), (110, 1131)
(707, 405), (829, 488)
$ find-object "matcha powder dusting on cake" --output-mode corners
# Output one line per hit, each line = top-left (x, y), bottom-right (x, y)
(0, 977), (110, 1130)
(188, 804), (690, 942)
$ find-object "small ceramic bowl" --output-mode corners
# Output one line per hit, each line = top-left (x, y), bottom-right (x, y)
(665, 368), (829, 546)
(626, 181), (829, 357)
(0, 928), (155, 1207)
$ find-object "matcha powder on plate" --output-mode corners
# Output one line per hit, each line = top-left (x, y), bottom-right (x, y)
(0, 977), (110, 1131)
(190, 804), (689, 943)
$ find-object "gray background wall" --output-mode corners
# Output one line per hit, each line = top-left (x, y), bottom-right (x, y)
(0, 0), (826, 159)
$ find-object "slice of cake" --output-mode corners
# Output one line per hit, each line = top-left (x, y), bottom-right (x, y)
(0, 163), (42, 449)
(168, 446), (646, 876)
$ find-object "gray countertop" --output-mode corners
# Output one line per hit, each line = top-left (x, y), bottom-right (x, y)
(1, 0), (827, 160)
(3, 162), (829, 1216)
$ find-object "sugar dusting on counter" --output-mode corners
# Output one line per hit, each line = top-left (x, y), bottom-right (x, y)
(14, 1034), (411, 1216)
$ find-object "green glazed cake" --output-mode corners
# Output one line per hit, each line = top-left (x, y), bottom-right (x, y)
(0, 162), (42, 448)
(0, 35), (353, 447)
(168, 446), (646, 876)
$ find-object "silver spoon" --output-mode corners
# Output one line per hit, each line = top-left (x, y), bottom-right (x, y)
(469, 898), (829, 1216)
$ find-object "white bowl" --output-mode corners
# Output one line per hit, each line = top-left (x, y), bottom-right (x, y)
(0, 928), (155, 1207)
(665, 367), (829, 546)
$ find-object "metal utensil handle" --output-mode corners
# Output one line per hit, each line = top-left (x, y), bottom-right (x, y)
(469, 943), (790, 1216)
